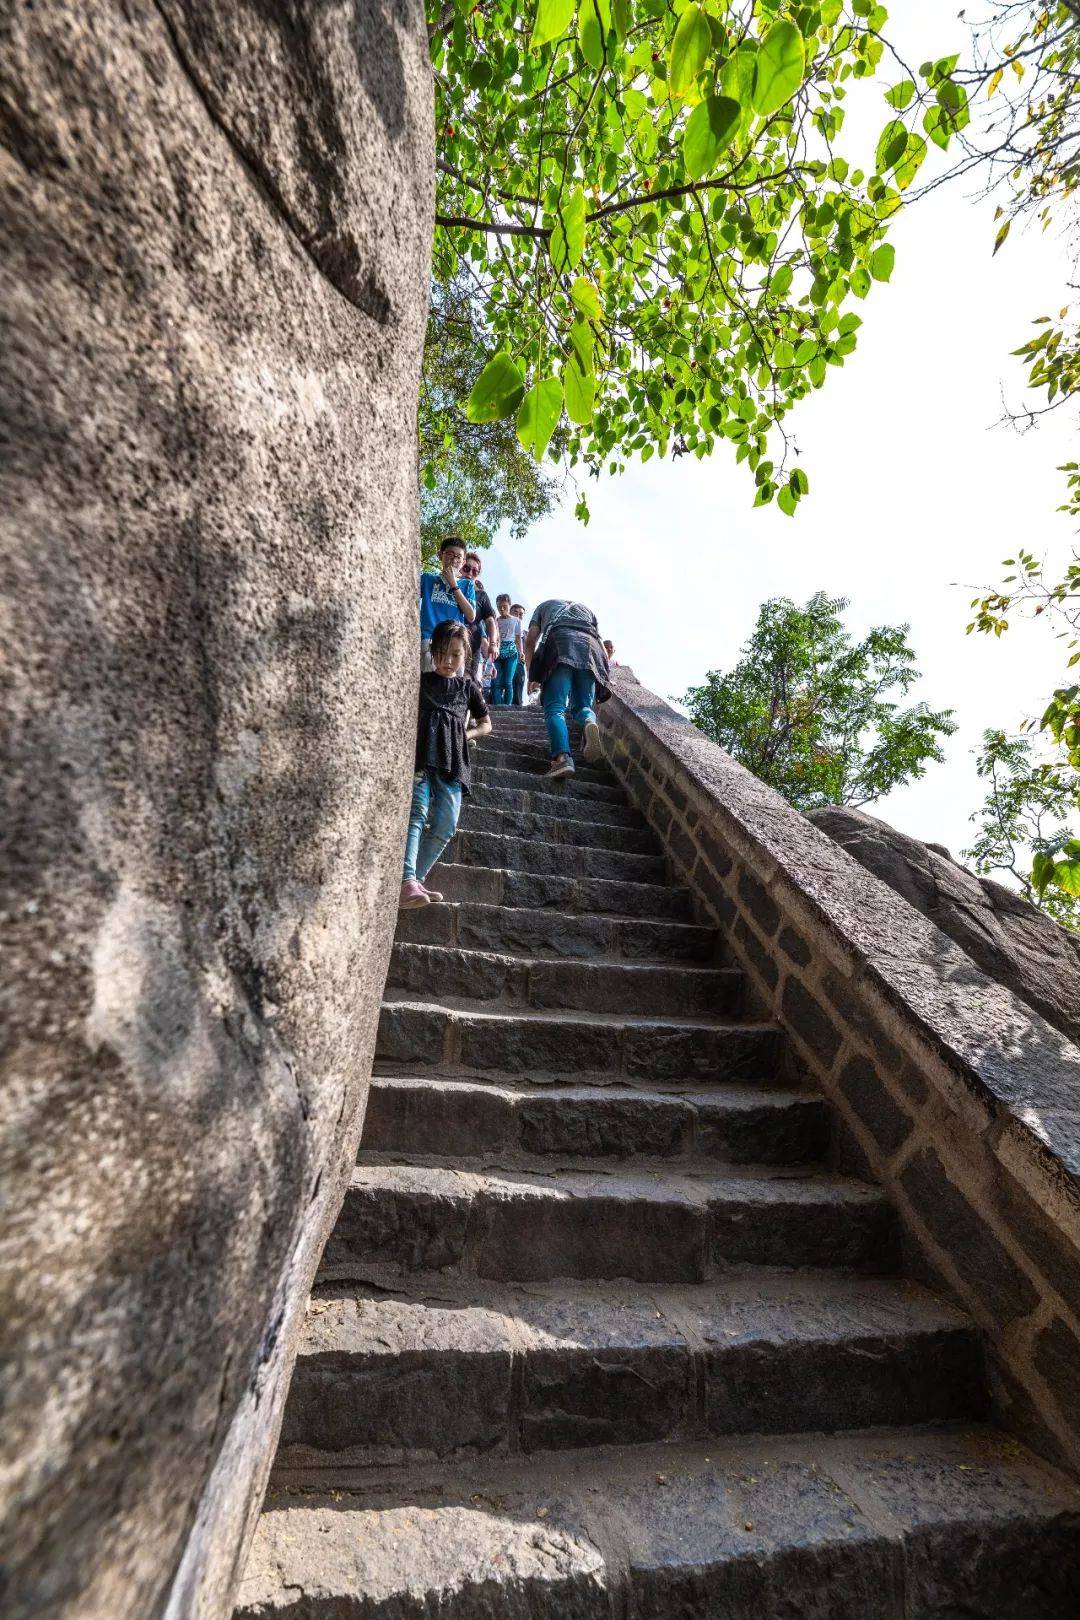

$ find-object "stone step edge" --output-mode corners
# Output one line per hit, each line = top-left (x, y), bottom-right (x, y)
(363, 1075), (825, 1160)
(276, 1274), (982, 1467)
(430, 862), (694, 915)
(394, 899), (717, 955)
(240, 1427), (1080, 1620)
(372, 1062), (798, 1094)
(458, 803), (654, 842)
(473, 768), (625, 802)
(388, 941), (736, 982)
(452, 831), (667, 881)
(381, 993), (774, 1036)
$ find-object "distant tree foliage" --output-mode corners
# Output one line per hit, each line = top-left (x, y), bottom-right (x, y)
(963, 728), (1080, 929)
(419, 277), (565, 565)
(681, 593), (956, 809)
(967, 546), (1080, 907)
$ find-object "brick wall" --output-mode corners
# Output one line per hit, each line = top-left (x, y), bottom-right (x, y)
(600, 668), (1080, 1475)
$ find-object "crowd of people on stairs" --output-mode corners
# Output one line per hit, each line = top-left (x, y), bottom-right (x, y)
(401, 535), (615, 911)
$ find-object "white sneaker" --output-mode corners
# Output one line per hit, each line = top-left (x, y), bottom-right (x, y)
(582, 720), (602, 763)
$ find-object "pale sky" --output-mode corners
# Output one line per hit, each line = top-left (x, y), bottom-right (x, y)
(476, 2), (1077, 862)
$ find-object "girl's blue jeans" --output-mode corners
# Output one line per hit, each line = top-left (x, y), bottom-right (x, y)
(493, 649), (518, 706)
(542, 664), (596, 758)
(403, 769), (462, 883)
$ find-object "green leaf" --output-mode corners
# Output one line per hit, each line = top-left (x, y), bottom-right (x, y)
(721, 42), (758, 122)
(885, 79), (915, 109)
(1032, 850), (1056, 892)
(876, 119), (908, 173)
(869, 243), (895, 282)
(669, 4), (712, 95)
(894, 134), (926, 191)
(550, 185), (586, 272)
(466, 352), (526, 423)
(517, 374), (564, 461)
(682, 95), (741, 181)
(752, 21), (806, 117)
(568, 316), (595, 373)
(770, 261), (793, 298)
(1053, 858), (1080, 898)
(777, 484), (797, 516)
(570, 276), (604, 319)
(531, 0), (575, 50)
(578, 0), (610, 71)
(993, 218), (1011, 256)
(564, 354), (595, 424)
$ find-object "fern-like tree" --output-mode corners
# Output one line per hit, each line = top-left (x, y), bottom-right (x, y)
(681, 592), (956, 809)
(963, 728), (1080, 928)
(420, 276), (566, 563)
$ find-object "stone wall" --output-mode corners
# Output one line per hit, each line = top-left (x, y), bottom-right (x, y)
(599, 670), (1080, 1477)
(0, 5), (433, 1618)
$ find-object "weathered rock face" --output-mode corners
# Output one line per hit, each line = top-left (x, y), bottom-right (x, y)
(807, 806), (1080, 1048)
(0, 5), (433, 1618)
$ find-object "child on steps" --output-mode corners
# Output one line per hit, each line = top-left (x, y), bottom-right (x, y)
(400, 620), (491, 910)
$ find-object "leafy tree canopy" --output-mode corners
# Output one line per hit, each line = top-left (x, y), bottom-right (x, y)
(420, 276), (565, 565)
(963, 728), (1080, 929)
(681, 592), (956, 809)
(428, 0), (968, 519)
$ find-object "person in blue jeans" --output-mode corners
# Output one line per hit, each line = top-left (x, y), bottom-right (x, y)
(524, 599), (612, 780)
(400, 622), (491, 909)
(492, 594), (522, 706)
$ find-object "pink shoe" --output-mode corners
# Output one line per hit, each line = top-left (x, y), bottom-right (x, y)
(398, 879), (430, 910)
(419, 882), (444, 902)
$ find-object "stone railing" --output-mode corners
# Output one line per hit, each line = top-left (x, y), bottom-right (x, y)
(599, 668), (1080, 1476)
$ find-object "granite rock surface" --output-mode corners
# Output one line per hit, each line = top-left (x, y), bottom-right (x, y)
(0, 3), (433, 1616)
(808, 805), (1080, 1047)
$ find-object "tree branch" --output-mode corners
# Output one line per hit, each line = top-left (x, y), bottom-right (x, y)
(435, 213), (549, 238)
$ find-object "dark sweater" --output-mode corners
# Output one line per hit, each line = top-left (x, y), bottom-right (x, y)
(414, 673), (489, 793)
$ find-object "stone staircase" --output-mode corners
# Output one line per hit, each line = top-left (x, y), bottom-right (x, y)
(236, 708), (1080, 1617)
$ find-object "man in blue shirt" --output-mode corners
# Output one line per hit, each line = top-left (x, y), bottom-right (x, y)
(420, 536), (476, 668)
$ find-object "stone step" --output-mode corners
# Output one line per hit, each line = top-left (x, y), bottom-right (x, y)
(474, 764), (625, 804)
(385, 945), (741, 1018)
(459, 802), (659, 854)
(429, 863), (695, 921)
(323, 1161), (897, 1282)
(376, 998), (780, 1082)
(238, 1426), (1080, 1620)
(477, 747), (615, 785)
(275, 1272), (983, 1468)
(394, 900), (718, 963)
(450, 829), (668, 886)
(474, 781), (645, 827)
(363, 1076), (830, 1163)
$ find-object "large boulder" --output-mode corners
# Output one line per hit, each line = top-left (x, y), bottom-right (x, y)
(808, 807), (1080, 1048)
(0, 5), (432, 1618)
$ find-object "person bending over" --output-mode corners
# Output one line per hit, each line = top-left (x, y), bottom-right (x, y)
(525, 599), (611, 779)
(419, 536), (476, 671)
(400, 621), (491, 909)
(492, 594), (522, 706)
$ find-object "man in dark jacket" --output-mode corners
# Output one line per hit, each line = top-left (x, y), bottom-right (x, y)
(525, 599), (611, 780)
(461, 551), (497, 683)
